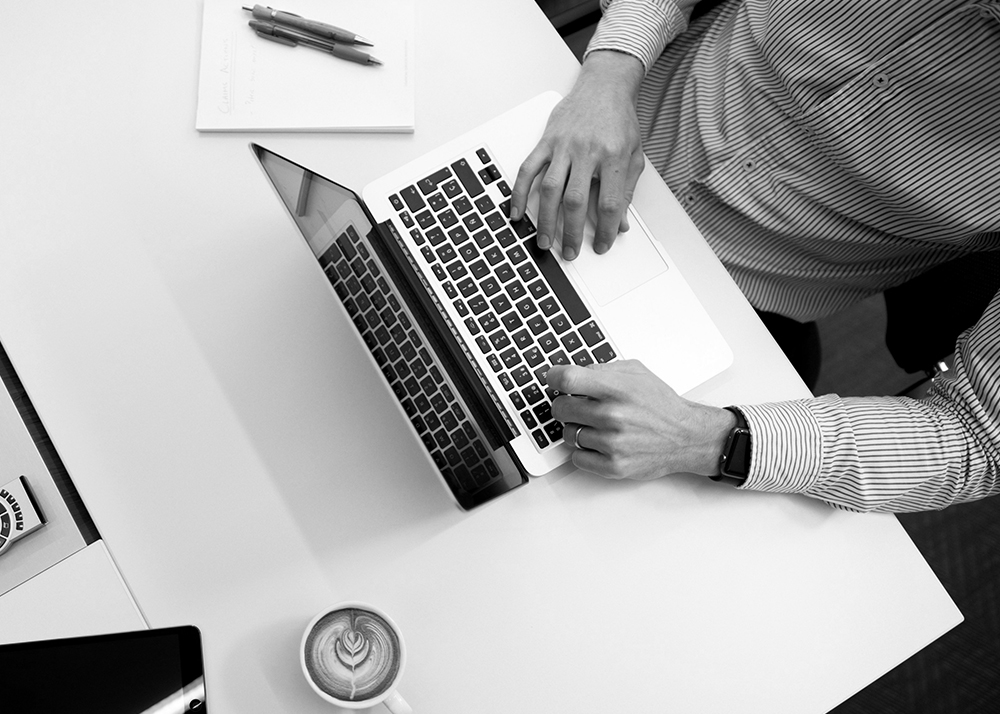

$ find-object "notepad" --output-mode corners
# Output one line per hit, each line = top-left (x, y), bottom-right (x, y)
(195, 0), (414, 132)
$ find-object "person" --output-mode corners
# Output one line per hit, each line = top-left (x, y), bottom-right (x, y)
(510, 0), (1000, 513)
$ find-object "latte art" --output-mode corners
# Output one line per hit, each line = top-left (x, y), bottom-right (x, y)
(304, 608), (402, 701)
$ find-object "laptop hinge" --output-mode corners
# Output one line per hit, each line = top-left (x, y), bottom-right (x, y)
(367, 220), (519, 450)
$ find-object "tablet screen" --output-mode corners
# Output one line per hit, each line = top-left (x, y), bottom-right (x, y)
(0, 626), (206, 713)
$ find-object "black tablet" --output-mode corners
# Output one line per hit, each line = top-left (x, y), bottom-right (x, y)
(0, 625), (207, 713)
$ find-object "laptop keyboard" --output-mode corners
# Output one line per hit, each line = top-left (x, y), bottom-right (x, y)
(389, 146), (618, 451)
(319, 224), (504, 496)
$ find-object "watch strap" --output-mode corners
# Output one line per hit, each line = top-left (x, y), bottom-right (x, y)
(711, 407), (751, 487)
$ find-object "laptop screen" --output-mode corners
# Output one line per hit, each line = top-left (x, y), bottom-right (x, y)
(254, 146), (372, 261)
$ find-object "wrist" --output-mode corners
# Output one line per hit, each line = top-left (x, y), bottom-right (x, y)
(690, 405), (737, 477)
(578, 50), (645, 102)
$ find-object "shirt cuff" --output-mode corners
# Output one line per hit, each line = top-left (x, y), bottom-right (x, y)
(584, 0), (688, 73)
(734, 399), (827, 494)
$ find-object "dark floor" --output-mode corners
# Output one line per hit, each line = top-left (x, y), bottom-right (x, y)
(537, 3), (1000, 710)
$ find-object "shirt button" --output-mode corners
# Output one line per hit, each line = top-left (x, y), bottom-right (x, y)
(872, 72), (890, 89)
(683, 191), (697, 207)
(742, 158), (757, 172)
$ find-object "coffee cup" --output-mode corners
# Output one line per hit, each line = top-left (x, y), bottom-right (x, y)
(301, 602), (412, 713)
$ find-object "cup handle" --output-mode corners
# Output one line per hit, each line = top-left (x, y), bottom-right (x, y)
(383, 690), (413, 714)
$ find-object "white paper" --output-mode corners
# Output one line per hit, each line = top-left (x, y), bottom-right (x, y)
(196, 0), (414, 132)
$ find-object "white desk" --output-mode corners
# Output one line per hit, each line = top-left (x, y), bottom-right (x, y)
(0, 1), (960, 712)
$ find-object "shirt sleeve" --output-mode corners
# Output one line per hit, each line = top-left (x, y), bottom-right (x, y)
(585, 0), (691, 72)
(734, 290), (1000, 513)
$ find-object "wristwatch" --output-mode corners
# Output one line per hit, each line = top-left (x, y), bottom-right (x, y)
(711, 407), (751, 487)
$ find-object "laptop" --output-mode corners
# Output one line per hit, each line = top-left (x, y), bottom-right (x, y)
(252, 91), (732, 510)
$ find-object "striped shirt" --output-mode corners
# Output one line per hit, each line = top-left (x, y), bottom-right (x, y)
(587, 0), (1000, 512)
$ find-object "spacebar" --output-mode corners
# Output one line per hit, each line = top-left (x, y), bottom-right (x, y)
(525, 240), (591, 325)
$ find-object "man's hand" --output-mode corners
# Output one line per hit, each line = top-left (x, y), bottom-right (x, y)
(547, 360), (736, 480)
(511, 51), (645, 261)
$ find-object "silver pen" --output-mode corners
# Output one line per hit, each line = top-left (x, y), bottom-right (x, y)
(242, 4), (373, 46)
(250, 20), (383, 66)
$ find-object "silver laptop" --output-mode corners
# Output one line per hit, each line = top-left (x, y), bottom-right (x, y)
(252, 91), (732, 510)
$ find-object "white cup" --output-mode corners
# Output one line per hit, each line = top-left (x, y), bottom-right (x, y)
(300, 602), (412, 713)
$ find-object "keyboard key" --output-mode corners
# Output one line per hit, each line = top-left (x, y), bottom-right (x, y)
(491, 332), (513, 351)
(484, 247), (504, 265)
(485, 212), (506, 231)
(539, 296), (560, 317)
(549, 314), (571, 334)
(538, 332), (559, 353)
(561, 332), (583, 353)
(415, 210), (435, 229)
(579, 321), (605, 346)
(505, 281), (527, 300)
(506, 245), (529, 265)
(476, 148), (491, 164)
(495, 227), (517, 247)
(593, 343), (617, 363)
(533, 402), (553, 424)
(442, 179), (462, 198)
(531, 429), (549, 448)
(523, 346), (544, 367)
(544, 420), (564, 443)
(527, 279), (549, 299)
(475, 195), (496, 213)
(462, 213), (484, 232)
(469, 259), (490, 279)
(458, 278), (478, 297)
(515, 297), (538, 318)
(468, 295), (488, 314)
(426, 226), (447, 246)
(481, 277), (501, 297)
(447, 262), (468, 280)
(436, 245), (457, 264)
(512, 214), (536, 238)
(428, 192), (448, 212)
(453, 196), (474, 215)
(511, 366), (532, 386)
(401, 185), (426, 212)
(439, 209), (458, 228)
(451, 158), (485, 197)
(478, 313), (499, 333)
(512, 328), (532, 349)
(449, 226), (471, 245)
(526, 315), (546, 335)
(501, 311), (523, 331)
(418, 167), (453, 195)
(522, 384), (543, 404)
(458, 243), (479, 262)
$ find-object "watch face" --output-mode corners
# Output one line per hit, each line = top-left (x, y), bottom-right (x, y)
(723, 428), (752, 478)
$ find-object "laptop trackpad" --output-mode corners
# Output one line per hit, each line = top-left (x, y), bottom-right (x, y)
(556, 211), (668, 307)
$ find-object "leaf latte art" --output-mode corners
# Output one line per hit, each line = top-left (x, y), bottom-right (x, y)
(304, 608), (401, 701)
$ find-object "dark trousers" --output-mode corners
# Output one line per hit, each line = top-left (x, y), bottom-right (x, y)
(756, 311), (821, 391)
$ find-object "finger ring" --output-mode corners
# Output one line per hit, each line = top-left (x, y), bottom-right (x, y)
(572, 424), (584, 450)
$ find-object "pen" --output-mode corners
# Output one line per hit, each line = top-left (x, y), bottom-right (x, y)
(242, 4), (373, 46)
(250, 20), (383, 66)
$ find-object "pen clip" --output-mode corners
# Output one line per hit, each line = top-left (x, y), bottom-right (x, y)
(254, 29), (297, 47)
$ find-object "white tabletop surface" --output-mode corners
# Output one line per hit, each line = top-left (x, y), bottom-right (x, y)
(0, 1), (961, 712)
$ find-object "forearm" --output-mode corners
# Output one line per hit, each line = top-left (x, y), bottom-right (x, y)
(738, 394), (999, 512)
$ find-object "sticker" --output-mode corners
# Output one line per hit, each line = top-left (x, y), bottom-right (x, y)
(0, 476), (46, 556)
